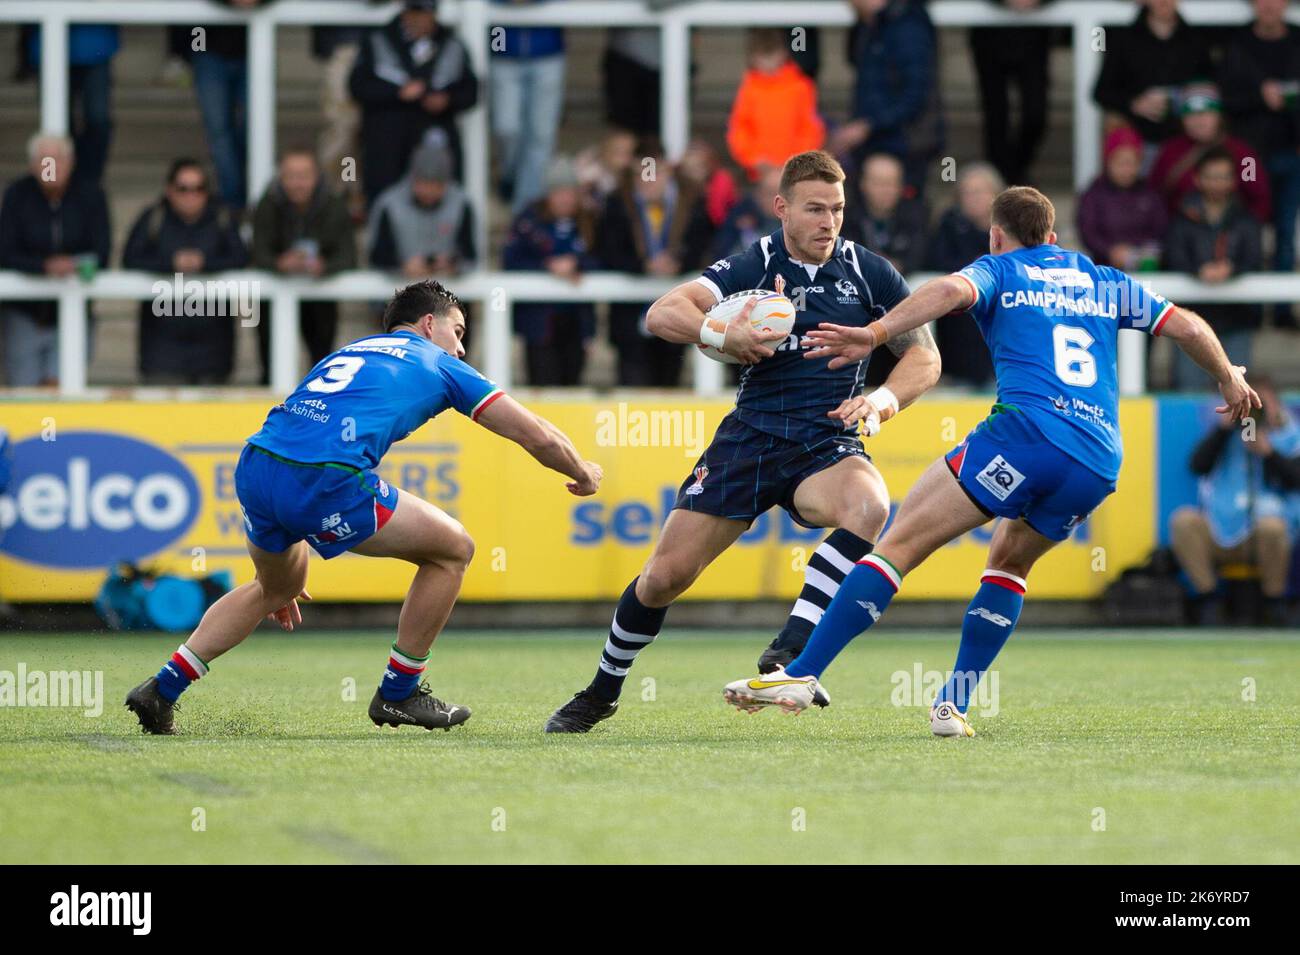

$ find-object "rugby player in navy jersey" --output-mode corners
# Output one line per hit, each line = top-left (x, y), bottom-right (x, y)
(545, 150), (942, 732)
(126, 280), (602, 734)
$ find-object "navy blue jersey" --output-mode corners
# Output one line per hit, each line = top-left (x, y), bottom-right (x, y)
(956, 244), (1174, 482)
(247, 330), (503, 469)
(696, 230), (910, 440)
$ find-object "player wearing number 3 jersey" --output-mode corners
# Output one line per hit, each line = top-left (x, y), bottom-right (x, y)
(722, 187), (1261, 735)
(125, 280), (602, 736)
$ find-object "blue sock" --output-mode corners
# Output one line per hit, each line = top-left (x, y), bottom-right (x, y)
(785, 554), (902, 678)
(380, 643), (428, 701)
(155, 644), (209, 703)
(937, 571), (1025, 713)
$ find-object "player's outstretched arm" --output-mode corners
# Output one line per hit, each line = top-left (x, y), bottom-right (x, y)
(826, 324), (941, 433)
(1158, 307), (1261, 421)
(474, 394), (603, 496)
(805, 275), (972, 369)
(646, 281), (784, 364)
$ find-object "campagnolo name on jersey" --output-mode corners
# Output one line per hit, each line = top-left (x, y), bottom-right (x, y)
(1000, 288), (1118, 319)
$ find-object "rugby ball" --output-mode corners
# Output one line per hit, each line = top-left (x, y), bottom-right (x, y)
(697, 289), (797, 364)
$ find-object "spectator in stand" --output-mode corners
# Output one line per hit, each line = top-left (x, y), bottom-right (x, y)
(1163, 147), (1264, 389)
(180, 0), (281, 211)
(368, 142), (475, 278)
(1219, 0), (1300, 270)
(830, 0), (943, 193)
(925, 161), (1002, 389)
(251, 148), (358, 383)
(502, 156), (598, 386)
(843, 152), (927, 276)
(1150, 83), (1272, 223)
(1093, 0), (1216, 147)
(711, 164), (782, 260)
(575, 129), (638, 216)
(350, 0), (479, 203)
(0, 133), (110, 387)
(1077, 126), (1169, 268)
(727, 28), (826, 183)
(969, 0), (1053, 186)
(24, 25), (120, 186)
(490, 0), (567, 215)
(122, 159), (249, 385)
(678, 139), (740, 230)
(603, 28), (661, 136)
(596, 151), (715, 387)
(1170, 379), (1300, 626)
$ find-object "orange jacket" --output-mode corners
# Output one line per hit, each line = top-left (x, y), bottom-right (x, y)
(727, 62), (825, 180)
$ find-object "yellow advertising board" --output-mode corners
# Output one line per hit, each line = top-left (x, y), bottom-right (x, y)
(0, 397), (1154, 601)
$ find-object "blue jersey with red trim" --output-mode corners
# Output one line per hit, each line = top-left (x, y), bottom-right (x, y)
(955, 244), (1174, 481)
(247, 329), (501, 469)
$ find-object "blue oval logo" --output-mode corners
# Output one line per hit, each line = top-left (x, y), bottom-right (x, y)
(0, 432), (202, 568)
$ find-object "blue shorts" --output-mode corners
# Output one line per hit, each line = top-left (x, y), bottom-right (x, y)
(673, 415), (869, 528)
(235, 444), (399, 559)
(945, 407), (1116, 542)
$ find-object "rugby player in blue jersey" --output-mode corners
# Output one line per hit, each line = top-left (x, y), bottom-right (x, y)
(723, 186), (1260, 736)
(545, 151), (942, 732)
(126, 280), (602, 734)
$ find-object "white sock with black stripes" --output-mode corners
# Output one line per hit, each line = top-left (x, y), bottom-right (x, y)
(764, 528), (875, 667)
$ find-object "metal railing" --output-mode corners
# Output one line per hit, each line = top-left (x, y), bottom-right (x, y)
(0, 0), (1287, 397)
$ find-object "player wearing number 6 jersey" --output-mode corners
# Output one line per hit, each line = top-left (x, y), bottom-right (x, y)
(125, 280), (602, 735)
(722, 186), (1261, 734)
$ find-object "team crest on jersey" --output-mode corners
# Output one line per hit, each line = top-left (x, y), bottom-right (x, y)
(685, 465), (709, 496)
(975, 454), (1026, 502)
(835, 278), (859, 304)
(773, 274), (786, 296)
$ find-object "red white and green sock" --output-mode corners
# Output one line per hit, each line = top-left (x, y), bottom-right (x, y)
(380, 643), (428, 701)
(155, 643), (209, 702)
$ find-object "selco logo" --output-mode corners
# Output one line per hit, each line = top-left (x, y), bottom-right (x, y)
(0, 432), (201, 568)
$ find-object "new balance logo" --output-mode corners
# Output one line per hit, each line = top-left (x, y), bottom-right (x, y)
(857, 600), (882, 622)
(968, 607), (1012, 627)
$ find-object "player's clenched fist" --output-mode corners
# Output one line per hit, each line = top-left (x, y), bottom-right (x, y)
(803, 321), (885, 369)
(723, 298), (787, 365)
(568, 461), (603, 497)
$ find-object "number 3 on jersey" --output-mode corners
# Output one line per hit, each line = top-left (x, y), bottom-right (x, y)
(1052, 324), (1096, 387)
(307, 355), (365, 393)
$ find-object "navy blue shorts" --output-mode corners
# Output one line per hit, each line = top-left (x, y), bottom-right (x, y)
(673, 415), (869, 528)
(945, 408), (1116, 542)
(235, 444), (399, 559)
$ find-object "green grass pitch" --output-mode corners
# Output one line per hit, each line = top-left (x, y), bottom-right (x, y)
(1, 629), (1297, 864)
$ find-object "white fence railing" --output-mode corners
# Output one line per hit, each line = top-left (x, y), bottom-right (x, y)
(0, 0), (1289, 397)
(0, 268), (1293, 396)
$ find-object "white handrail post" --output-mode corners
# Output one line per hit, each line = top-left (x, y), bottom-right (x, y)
(270, 286), (298, 393)
(660, 11), (690, 161)
(483, 282), (512, 388)
(460, 0), (491, 272)
(40, 11), (70, 136)
(1118, 330), (1147, 397)
(1072, 20), (1103, 193)
(57, 285), (88, 395)
(247, 11), (277, 206)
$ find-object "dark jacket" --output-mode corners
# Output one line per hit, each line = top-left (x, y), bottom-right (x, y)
(843, 196), (928, 276)
(710, 194), (781, 261)
(251, 180), (357, 274)
(1163, 194), (1263, 333)
(847, 0), (943, 162)
(122, 198), (249, 379)
(926, 206), (994, 386)
(502, 203), (598, 345)
(1076, 174), (1169, 266)
(350, 17), (479, 197)
(0, 175), (111, 324)
(1093, 11), (1216, 143)
(595, 175), (714, 345)
(1218, 23), (1300, 156)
